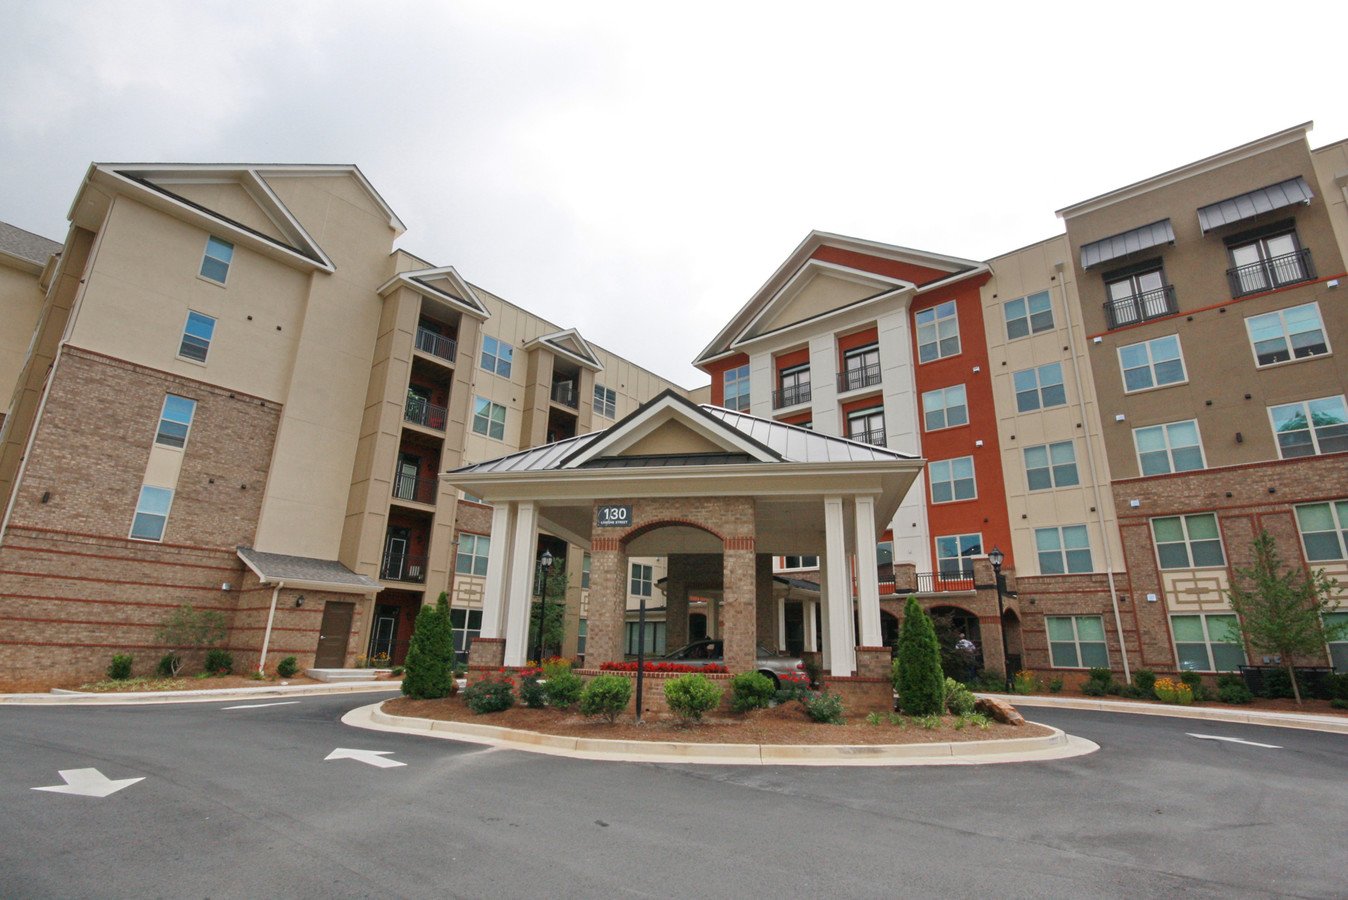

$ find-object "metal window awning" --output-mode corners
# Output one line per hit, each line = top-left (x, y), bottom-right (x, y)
(1197, 176), (1314, 234)
(1080, 219), (1174, 269)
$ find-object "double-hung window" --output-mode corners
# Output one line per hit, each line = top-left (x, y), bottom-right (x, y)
(450, 608), (483, 664)
(1246, 303), (1329, 367)
(922, 385), (967, 431)
(1295, 501), (1348, 562)
(472, 397), (506, 440)
(916, 301), (960, 362)
(1172, 614), (1244, 672)
(155, 395), (197, 449)
(630, 562), (653, 598)
(130, 485), (174, 542)
(1013, 363), (1066, 412)
(179, 311), (216, 363)
(581, 553), (592, 589)
(929, 457), (975, 504)
(455, 533), (491, 576)
(1325, 612), (1348, 673)
(847, 407), (885, 445)
(480, 336), (513, 377)
(626, 620), (666, 656)
(1119, 335), (1186, 393)
(1047, 616), (1108, 668)
(723, 365), (750, 411)
(1035, 525), (1092, 574)
(594, 384), (617, 418)
(935, 533), (981, 580)
(1104, 263), (1173, 328)
(199, 237), (233, 283)
(1152, 514), (1224, 569)
(841, 343), (881, 391)
(1270, 396), (1348, 458)
(1227, 227), (1311, 297)
(1134, 420), (1204, 475)
(1024, 441), (1078, 490)
(776, 363), (811, 408)
(1004, 291), (1053, 340)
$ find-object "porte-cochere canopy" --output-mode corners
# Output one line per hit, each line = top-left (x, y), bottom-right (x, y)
(444, 390), (925, 677)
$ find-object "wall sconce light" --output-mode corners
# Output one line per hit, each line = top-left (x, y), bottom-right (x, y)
(294, 595), (305, 608)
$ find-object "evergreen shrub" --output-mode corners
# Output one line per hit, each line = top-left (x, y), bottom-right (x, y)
(664, 673), (724, 723)
(106, 654), (133, 680)
(276, 656), (299, 678)
(579, 674), (632, 723)
(729, 671), (775, 713)
(401, 592), (457, 699)
(895, 596), (945, 715)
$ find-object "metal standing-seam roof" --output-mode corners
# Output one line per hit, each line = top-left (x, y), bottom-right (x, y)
(1197, 176), (1314, 234)
(237, 546), (382, 592)
(1079, 219), (1175, 269)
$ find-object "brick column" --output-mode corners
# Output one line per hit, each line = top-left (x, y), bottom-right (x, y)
(466, 637), (505, 685)
(893, 563), (917, 594)
(722, 543), (757, 673)
(586, 538), (628, 666)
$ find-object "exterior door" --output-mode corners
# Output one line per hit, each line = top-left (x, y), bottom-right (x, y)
(384, 528), (409, 580)
(314, 601), (355, 667)
(394, 454), (419, 501)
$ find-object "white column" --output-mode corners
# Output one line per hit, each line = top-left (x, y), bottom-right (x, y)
(818, 559), (832, 672)
(804, 599), (819, 654)
(854, 494), (882, 647)
(776, 597), (787, 652)
(502, 501), (539, 666)
(479, 503), (515, 639)
(823, 495), (855, 675)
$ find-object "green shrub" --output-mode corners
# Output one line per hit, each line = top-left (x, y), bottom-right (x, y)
(974, 669), (1005, 692)
(544, 670), (584, 709)
(944, 677), (977, 716)
(1081, 680), (1108, 697)
(774, 673), (812, 704)
(918, 714), (941, 729)
(1047, 675), (1064, 694)
(664, 673), (724, 723)
(729, 671), (775, 713)
(801, 691), (844, 724)
(1218, 682), (1254, 704)
(204, 648), (233, 675)
(390, 665), (405, 677)
(519, 670), (547, 709)
(1179, 669), (1208, 701)
(276, 656), (299, 678)
(1012, 670), (1040, 695)
(1086, 667), (1113, 686)
(106, 654), (133, 680)
(1133, 669), (1158, 697)
(1117, 684), (1145, 699)
(1331, 698), (1348, 710)
(895, 596), (945, 715)
(801, 655), (822, 687)
(1326, 673), (1348, 702)
(156, 653), (178, 677)
(579, 674), (632, 723)
(1259, 668), (1295, 699)
(463, 673), (516, 714)
(401, 592), (456, 700)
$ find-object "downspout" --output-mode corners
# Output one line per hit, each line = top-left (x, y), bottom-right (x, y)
(1055, 261), (1131, 681)
(258, 580), (284, 674)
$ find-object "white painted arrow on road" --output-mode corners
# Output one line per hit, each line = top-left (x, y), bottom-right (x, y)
(33, 768), (145, 797)
(1187, 733), (1282, 749)
(324, 748), (406, 768)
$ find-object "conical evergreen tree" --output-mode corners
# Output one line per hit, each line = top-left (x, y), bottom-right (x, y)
(896, 595), (946, 715)
(401, 591), (455, 699)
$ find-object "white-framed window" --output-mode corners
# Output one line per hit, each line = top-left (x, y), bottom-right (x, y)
(1013, 363), (1066, 412)
(935, 533), (982, 580)
(723, 364), (750, 411)
(922, 385), (967, 431)
(1134, 420), (1204, 476)
(1269, 396), (1348, 458)
(199, 236), (233, 283)
(630, 562), (653, 597)
(593, 384), (617, 418)
(778, 555), (819, 570)
(1024, 440), (1078, 491)
(1004, 290), (1053, 340)
(1047, 616), (1108, 668)
(1152, 514), (1225, 569)
(847, 406), (885, 445)
(480, 335), (513, 377)
(154, 395), (197, 449)
(1119, 335), (1186, 393)
(929, 457), (975, 503)
(1245, 302), (1329, 367)
(576, 618), (588, 655)
(1035, 525), (1092, 574)
(1172, 613), (1244, 672)
(472, 397), (506, 440)
(178, 311), (216, 363)
(1295, 501), (1348, 561)
(1324, 612), (1347, 673)
(1228, 228), (1309, 297)
(581, 553), (591, 589)
(130, 485), (173, 542)
(626, 620), (666, 655)
(777, 363), (811, 407)
(916, 300), (960, 363)
(455, 533), (490, 576)
(841, 343), (881, 392)
(450, 608), (483, 664)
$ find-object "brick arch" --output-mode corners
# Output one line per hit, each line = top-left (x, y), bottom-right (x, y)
(619, 517), (726, 548)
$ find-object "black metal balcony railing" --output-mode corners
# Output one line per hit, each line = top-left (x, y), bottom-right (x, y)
(415, 326), (457, 363)
(1103, 284), (1178, 330)
(837, 363), (882, 393)
(381, 552), (428, 584)
(404, 395), (447, 430)
(771, 383), (812, 409)
(550, 382), (579, 409)
(391, 472), (437, 504)
(1227, 248), (1315, 298)
(848, 427), (886, 446)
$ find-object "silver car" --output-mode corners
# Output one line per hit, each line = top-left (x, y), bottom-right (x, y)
(659, 639), (807, 688)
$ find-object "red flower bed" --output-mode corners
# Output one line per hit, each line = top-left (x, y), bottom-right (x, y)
(599, 661), (730, 674)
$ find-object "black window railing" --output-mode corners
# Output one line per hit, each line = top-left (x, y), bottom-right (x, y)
(848, 427), (886, 446)
(1103, 284), (1178, 330)
(391, 472), (437, 504)
(1227, 248), (1315, 298)
(415, 327), (457, 363)
(772, 383), (812, 408)
(404, 395), (447, 430)
(550, 382), (579, 409)
(838, 363), (882, 393)
(381, 552), (428, 583)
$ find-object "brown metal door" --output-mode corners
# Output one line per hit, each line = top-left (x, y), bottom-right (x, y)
(314, 601), (355, 667)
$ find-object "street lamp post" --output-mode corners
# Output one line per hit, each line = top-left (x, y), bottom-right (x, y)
(988, 547), (1013, 693)
(535, 549), (553, 665)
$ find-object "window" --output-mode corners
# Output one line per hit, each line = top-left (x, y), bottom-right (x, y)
(876, 541), (893, 565)
(922, 385), (967, 431)
(1104, 264), (1173, 327)
(1172, 614), (1244, 672)
(776, 363), (811, 407)
(581, 553), (591, 589)
(841, 343), (881, 391)
(455, 533), (490, 576)
(935, 533), (982, 579)
(480, 335), (513, 377)
(723, 364), (750, 411)
(1324, 612), (1347, 673)
(1152, 514), (1224, 569)
(155, 395), (197, 449)
(916, 300), (960, 362)
(1296, 501), (1348, 561)
(1270, 396), (1348, 458)
(199, 236), (233, 283)
(779, 555), (818, 570)
(847, 406), (885, 445)
(179, 311), (216, 363)
(630, 563), (653, 597)
(1024, 441), (1079, 491)
(593, 384), (616, 418)
(130, 485), (173, 541)
(450, 608), (483, 665)
(1004, 291), (1053, 340)
(1134, 420), (1204, 476)
(1035, 525), (1092, 574)
(1119, 335), (1186, 393)
(1228, 228), (1310, 297)
(625, 620), (666, 656)
(929, 457), (975, 504)
(1047, 616), (1108, 668)
(1246, 303), (1329, 367)
(576, 618), (588, 656)
(1013, 363), (1066, 412)
(472, 397), (506, 440)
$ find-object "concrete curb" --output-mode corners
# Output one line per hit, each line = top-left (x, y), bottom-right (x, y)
(982, 693), (1348, 735)
(343, 702), (1099, 767)
(0, 681), (402, 706)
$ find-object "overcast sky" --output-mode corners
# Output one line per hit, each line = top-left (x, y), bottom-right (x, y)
(3, 0), (1343, 387)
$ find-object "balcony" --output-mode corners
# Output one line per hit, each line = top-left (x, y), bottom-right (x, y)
(1227, 248), (1316, 298)
(848, 427), (886, 446)
(837, 363), (882, 393)
(550, 382), (579, 409)
(392, 472), (437, 505)
(879, 570), (976, 594)
(1103, 284), (1178, 330)
(415, 326), (457, 363)
(404, 395), (447, 431)
(381, 552), (428, 584)
(771, 383), (812, 409)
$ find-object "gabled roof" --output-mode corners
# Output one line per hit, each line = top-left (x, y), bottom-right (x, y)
(237, 546), (381, 596)
(524, 328), (603, 371)
(0, 220), (61, 273)
(378, 265), (491, 320)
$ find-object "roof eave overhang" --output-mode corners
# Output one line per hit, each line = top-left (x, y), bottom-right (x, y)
(236, 551), (380, 598)
(0, 248), (45, 275)
(376, 266), (491, 320)
(523, 329), (604, 371)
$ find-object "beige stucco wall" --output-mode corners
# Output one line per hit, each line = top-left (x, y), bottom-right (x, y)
(0, 260), (49, 414)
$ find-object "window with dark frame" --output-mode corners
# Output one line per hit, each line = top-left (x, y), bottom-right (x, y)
(1103, 259), (1174, 328)
(1225, 221), (1314, 298)
(776, 363), (811, 407)
(840, 342), (881, 391)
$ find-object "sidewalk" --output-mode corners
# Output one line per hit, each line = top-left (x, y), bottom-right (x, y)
(0, 680), (402, 706)
(984, 692), (1348, 735)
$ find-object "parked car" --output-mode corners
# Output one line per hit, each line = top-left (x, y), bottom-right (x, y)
(659, 639), (806, 687)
